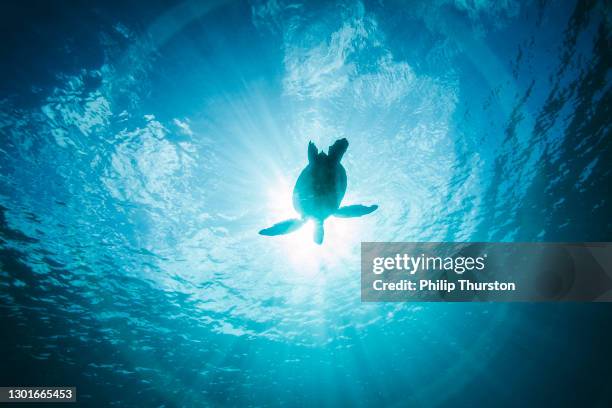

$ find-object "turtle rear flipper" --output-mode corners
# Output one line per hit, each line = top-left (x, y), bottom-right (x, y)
(308, 141), (318, 163)
(259, 219), (305, 236)
(328, 138), (348, 162)
(334, 204), (378, 218)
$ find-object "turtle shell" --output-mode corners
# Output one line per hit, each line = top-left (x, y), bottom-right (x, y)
(292, 161), (347, 220)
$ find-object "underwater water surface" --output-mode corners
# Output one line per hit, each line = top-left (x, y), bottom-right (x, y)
(1, 0), (611, 406)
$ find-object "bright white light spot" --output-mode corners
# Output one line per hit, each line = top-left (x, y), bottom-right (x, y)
(264, 178), (362, 277)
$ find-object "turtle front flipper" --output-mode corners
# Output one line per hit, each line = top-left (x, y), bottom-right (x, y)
(259, 218), (305, 236)
(334, 204), (378, 218)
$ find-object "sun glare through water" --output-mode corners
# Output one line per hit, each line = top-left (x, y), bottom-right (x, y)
(264, 178), (363, 277)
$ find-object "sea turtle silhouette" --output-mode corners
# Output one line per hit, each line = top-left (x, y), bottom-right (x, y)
(259, 138), (378, 244)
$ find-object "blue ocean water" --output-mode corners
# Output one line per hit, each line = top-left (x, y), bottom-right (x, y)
(0, 0), (611, 406)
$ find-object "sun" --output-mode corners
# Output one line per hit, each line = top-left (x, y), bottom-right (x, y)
(263, 178), (362, 276)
